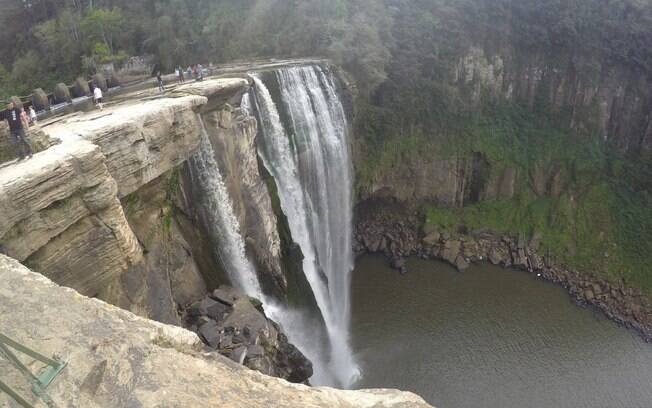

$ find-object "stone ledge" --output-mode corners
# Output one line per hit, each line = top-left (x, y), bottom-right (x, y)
(0, 254), (432, 408)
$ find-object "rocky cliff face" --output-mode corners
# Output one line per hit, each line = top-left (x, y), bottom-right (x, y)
(356, 41), (651, 205)
(0, 140), (142, 295)
(455, 46), (652, 151)
(194, 102), (286, 297)
(99, 170), (209, 326)
(0, 255), (431, 408)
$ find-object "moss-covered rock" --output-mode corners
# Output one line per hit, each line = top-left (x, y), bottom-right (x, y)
(53, 83), (71, 104)
(31, 88), (49, 111)
(92, 73), (108, 92)
(72, 77), (90, 97)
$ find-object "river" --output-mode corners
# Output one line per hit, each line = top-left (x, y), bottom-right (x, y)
(351, 255), (652, 408)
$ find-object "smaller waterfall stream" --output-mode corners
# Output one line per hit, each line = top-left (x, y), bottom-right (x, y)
(188, 117), (262, 296)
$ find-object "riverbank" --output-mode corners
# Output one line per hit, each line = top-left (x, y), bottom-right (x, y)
(354, 198), (652, 343)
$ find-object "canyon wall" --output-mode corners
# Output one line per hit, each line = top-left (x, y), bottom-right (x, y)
(0, 77), (285, 319)
(357, 43), (652, 205)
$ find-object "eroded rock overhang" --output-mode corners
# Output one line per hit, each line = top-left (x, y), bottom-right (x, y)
(0, 78), (248, 296)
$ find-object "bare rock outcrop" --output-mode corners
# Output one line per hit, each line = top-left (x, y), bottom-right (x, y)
(0, 141), (141, 295)
(0, 78), (252, 299)
(42, 94), (209, 197)
(0, 255), (432, 408)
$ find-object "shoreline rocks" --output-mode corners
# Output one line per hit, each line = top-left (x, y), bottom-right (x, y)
(355, 198), (652, 343)
(184, 285), (313, 383)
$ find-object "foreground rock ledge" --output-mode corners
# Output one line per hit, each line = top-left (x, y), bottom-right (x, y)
(0, 255), (432, 408)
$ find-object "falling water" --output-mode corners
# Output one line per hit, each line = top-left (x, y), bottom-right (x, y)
(189, 113), (334, 385)
(240, 92), (252, 116)
(188, 117), (263, 296)
(252, 66), (359, 388)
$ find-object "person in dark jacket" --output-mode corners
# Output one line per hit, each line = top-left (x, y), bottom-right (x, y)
(0, 101), (32, 161)
(156, 71), (165, 92)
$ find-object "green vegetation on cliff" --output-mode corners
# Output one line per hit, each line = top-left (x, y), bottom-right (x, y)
(424, 105), (652, 295)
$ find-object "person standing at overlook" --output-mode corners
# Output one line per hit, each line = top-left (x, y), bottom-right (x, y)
(0, 101), (33, 161)
(156, 70), (165, 93)
(93, 85), (104, 110)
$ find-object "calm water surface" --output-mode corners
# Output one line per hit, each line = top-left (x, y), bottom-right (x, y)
(351, 255), (652, 408)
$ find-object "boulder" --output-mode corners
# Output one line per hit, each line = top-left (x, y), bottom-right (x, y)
(72, 77), (91, 97)
(584, 289), (595, 301)
(592, 283), (603, 296)
(488, 248), (502, 265)
(53, 83), (72, 104)
(31, 88), (50, 111)
(211, 286), (240, 306)
(422, 231), (441, 246)
(441, 240), (462, 265)
(92, 73), (108, 92)
(199, 320), (221, 348)
(455, 255), (470, 271)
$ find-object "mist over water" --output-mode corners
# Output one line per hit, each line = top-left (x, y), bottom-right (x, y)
(252, 66), (359, 387)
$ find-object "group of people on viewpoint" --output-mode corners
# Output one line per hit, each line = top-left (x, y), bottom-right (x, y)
(1, 63), (209, 163)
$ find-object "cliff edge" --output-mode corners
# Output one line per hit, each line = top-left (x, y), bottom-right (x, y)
(0, 254), (431, 408)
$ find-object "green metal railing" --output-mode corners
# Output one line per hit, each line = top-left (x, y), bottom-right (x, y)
(0, 333), (66, 408)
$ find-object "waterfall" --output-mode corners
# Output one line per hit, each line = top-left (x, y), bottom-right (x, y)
(252, 66), (359, 388)
(188, 117), (263, 297)
(240, 92), (252, 116)
(188, 113), (334, 386)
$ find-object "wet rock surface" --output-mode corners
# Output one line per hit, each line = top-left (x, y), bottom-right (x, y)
(185, 285), (313, 383)
(355, 198), (652, 343)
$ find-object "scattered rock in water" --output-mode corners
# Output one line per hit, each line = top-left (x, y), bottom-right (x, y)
(455, 255), (470, 271)
(185, 285), (313, 383)
(584, 289), (595, 301)
(441, 240), (461, 266)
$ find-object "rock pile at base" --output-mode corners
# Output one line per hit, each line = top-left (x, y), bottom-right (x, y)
(185, 286), (313, 383)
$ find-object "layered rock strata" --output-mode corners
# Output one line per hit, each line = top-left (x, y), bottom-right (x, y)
(0, 254), (432, 408)
(0, 78), (251, 299)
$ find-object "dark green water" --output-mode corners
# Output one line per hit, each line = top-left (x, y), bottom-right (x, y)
(351, 255), (652, 408)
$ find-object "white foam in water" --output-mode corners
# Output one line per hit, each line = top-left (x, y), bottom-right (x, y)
(252, 66), (360, 388)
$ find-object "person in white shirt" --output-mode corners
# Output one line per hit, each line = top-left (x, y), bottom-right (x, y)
(93, 85), (103, 110)
(29, 106), (37, 124)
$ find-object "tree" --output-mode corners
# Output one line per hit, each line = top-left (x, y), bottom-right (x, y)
(80, 7), (124, 56)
